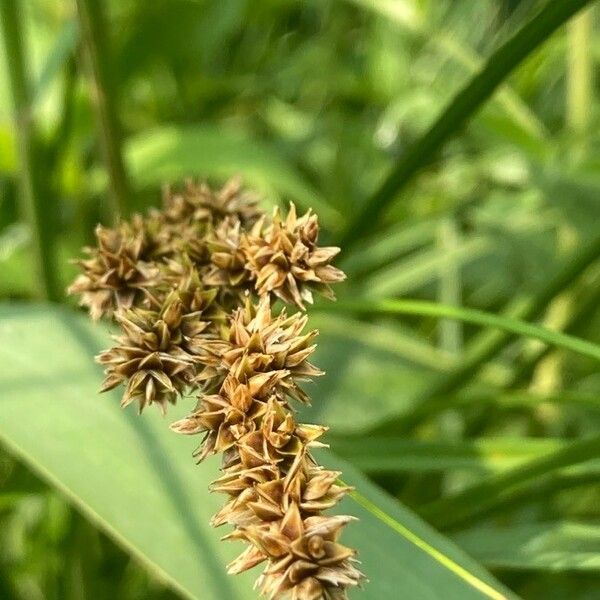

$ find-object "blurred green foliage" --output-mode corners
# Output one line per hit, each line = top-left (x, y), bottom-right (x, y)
(1, 0), (600, 599)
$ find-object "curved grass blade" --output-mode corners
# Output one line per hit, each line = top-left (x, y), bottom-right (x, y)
(454, 521), (600, 573)
(340, 0), (594, 248)
(422, 434), (600, 530)
(317, 298), (600, 363)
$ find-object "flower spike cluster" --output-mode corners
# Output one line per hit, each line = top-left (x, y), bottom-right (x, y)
(69, 178), (364, 599)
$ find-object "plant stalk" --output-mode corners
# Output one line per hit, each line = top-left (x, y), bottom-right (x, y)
(0, 0), (60, 301)
(76, 0), (130, 222)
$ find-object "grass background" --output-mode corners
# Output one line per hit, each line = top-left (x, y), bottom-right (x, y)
(0, 1), (599, 599)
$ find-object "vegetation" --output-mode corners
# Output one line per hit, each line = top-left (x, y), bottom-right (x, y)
(0, 1), (599, 599)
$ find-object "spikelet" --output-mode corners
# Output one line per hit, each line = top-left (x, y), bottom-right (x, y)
(69, 178), (365, 599)
(68, 216), (160, 320)
(96, 290), (221, 413)
(244, 204), (346, 309)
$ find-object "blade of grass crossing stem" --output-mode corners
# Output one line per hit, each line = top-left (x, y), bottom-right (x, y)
(421, 434), (600, 530)
(318, 299), (600, 363)
(76, 0), (130, 221)
(344, 0), (549, 143)
(348, 490), (509, 600)
(340, 0), (594, 248)
(0, 1), (60, 301)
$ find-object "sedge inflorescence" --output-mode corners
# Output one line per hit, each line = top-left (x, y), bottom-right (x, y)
(69, 178), (364, 600)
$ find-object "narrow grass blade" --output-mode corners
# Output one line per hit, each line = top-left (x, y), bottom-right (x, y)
(421, 434), (600, 530)
(454, 521), (600, 572)
(340, 0), (594, 248)
(318, 298), (600, 363)
(76, 0), (131, 220)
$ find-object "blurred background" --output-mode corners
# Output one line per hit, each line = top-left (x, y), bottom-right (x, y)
(1, 0), (599, 599)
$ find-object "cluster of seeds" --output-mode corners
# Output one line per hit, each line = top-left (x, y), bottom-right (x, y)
(69, 179), (364, 599)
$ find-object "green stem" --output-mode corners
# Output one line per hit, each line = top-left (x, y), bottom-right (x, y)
(567, 6), (593, 157)
(339, 0), (594, 249)
(76, 0), (131, 222)
(0, 0), (59, 301)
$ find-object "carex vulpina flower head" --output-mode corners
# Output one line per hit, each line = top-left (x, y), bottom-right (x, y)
(162, 177), (260, 228)
(195, 295), (322, 402)
(71, 178), (363, 599)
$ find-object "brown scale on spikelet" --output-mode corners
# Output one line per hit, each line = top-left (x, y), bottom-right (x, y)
(70, 178), (364, 599)
(229, 504), (362, 600)
(172, 297), (364, 599)
(244, 204), (346, 309)
(211, 465), (351, 529)
(68, 216), (160, 320)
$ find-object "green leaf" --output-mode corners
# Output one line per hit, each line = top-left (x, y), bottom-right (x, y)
(31, 19), (79, 111)
(340, 0), (594, 248)
(124, 125), (340, 228)
(317, 298), (600, 365)
(422, 435), (600, 530)
(0, 304), (515, 600)
(328, 437), (568, 475)
(453, 521), (600, 572)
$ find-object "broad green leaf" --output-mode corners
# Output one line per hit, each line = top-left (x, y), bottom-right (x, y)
(453, 521), (600, 572)
(0, 305), (516, 600)
(124, 125), (340, 228)
(328, 437), (568, 475)
(340, 0), (594, 248)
